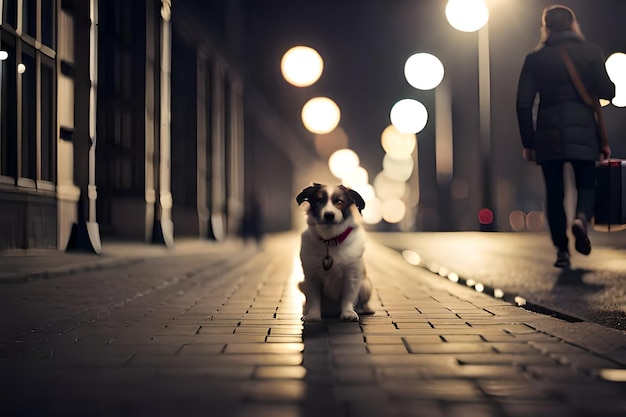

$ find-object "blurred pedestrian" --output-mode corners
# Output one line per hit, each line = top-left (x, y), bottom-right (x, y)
(516, 4), (615, 268)
(241, 192), (264, 249)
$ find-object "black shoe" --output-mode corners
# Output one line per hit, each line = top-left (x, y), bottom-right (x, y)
(554, 250), (571, 268)
(572, 218), (591, 255)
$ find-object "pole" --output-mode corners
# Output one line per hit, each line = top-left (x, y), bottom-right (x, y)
(478, 23), (494, 231)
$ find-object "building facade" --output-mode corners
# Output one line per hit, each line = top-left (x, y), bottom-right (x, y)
(0, 0), (316, 252)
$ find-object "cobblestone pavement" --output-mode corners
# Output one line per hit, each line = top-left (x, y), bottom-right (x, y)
(1, 233), (625, 417)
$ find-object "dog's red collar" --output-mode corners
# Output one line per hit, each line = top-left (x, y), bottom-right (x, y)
(323, 227), (353, 246)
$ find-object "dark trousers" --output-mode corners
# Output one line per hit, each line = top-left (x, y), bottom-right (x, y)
(540, 160), (596, 251)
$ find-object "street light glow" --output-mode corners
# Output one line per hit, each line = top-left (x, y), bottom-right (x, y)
(281, 45), (324, 87)
(382, 154), (414, 182)
(605, 52), (626, 83)
(390, 99), (428, 134)
(445, 0), (489, 32)
(404, 53), (445, 90)
(374, 171), (406, 200)
(382, 199), (406, 224)
(605, 52), (626, 107)
(381, 125), (416, 159)
(328, 148), (359, 180)
(342, 166), (369, 189)
(301, 96), (341, 134)
(361, 196), (383, 224)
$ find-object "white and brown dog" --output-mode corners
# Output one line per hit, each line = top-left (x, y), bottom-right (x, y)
(296, 183), (374, 322)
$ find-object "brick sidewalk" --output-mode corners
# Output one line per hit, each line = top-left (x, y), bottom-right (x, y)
(1, 233), (625, 417)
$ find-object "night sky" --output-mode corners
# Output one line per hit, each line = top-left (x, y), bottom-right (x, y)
(239, 0), (626, 229)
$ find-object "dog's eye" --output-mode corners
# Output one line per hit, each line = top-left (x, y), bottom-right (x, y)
(334, 198), (345, 208)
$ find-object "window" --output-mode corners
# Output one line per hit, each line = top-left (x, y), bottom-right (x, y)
(3, 0), (18, 29)
(21, 47), (37, 180)
(41, 0), (55, 48)
(1, 0), (57, 185)
(23, 0), (37, 39)
(41, 56), (55, 181)
(0, 36), (17, 178)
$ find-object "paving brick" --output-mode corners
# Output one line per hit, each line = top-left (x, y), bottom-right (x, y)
(441, 334), (485, 343)
(478, 379), (551, 399)
(254, 365), (307, 379)
(224, 342), (303, 354)
(383, 379), (482, 401)
(366, 344), (409, 354)
(244, 380), (307, 402)
(406, 342), (495, 354)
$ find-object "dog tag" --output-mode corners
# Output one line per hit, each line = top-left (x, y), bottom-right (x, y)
(322, 255), (333, 271)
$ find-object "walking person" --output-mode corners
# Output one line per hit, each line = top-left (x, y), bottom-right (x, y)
(516, 4), (615, 268)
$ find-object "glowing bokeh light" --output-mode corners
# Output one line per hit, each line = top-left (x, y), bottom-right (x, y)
(605, 52), (626, 83)
(342, 166), (369, 189)
(390, 99), (428, 134)
(404, 53), (445, 90)
(600, 369), (626, 382)
(302, 97), (341, 134)
(281, 46), (324, 87)
(526, 210), (545, 231)
(18, 63), (26, 74)
(0, 51), (8, 60)
(402, 250), (421, 266)
(605, 52), (626, 107)
(361, 197), (383, 224)
(382, 154), (414, 182)
(612, 95), (626, 108)
(352, 183), (376, 203)
(509, 210), (526, 232)
(478, 208), (494, 225)
(445, 0), (489, 32)
(381, 125), (416, 159)
(382, 199), (406, 224)
(328, 148), (359, 180)
(374, 172), (406, 200)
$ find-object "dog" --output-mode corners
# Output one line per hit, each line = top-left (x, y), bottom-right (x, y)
(296, 183), (374, 322)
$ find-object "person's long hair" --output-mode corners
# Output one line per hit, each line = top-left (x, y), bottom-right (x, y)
(534, 4), (585, 51)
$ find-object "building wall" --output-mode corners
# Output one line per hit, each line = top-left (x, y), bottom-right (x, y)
(0, 0), (59, 250)
(0, 0), (315, 252)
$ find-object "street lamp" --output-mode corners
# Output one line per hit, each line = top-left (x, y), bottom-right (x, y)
(301, 96), (341, 134)
(445, 0), (489, 32)
(404, 53), (444, 91)
(605, 52), (626, 107)
(445, 0), (493, 231)
(281, 45), (324, 87)
(0, 51), (7, 161)
(389, 98), (428, 134)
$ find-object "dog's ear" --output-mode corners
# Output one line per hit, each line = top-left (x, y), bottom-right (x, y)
(341, 186), (366, 213)
(296, 184), (322, 206)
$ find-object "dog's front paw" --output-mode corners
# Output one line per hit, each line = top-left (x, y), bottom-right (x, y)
(339, 309), (359, 321)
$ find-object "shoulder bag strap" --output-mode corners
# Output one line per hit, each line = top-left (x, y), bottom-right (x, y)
(559, 46), (609, 147)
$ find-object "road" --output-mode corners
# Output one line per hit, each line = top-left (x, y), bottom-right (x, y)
(370, 230), (626, 331)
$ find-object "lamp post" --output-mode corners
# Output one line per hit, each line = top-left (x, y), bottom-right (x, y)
(445, 0), (494, 231)
(0, 50), (6, 155)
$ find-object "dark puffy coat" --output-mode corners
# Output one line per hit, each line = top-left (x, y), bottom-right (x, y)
(516, 32), (615, 163)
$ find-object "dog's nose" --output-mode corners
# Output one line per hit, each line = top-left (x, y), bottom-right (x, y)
(323, 212), (335, 222)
